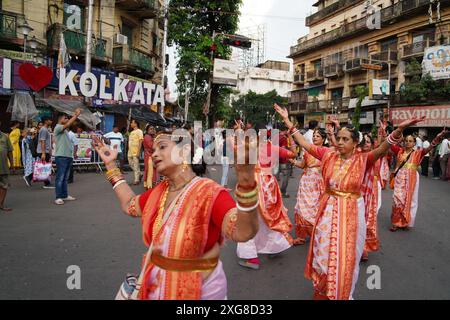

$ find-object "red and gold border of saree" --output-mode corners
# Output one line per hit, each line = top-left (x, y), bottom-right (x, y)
(140, 178), (224, 300)
(391, 150), (423, 228)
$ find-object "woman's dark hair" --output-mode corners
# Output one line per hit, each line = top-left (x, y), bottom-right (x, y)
(338, 124), (360, 142)
(158, 128), (207, 176)
(313, 128), (327, 141)
(359, 132), (374, 148)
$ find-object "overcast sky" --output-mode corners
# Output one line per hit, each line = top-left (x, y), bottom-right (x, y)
(167, 0), (316, 99)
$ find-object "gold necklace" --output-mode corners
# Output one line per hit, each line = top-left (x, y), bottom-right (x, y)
(168, 175), (195, 192)
(152, 182), (170, 239)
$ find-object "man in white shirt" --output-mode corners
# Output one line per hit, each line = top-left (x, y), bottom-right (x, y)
(421, 136), (430, 176)
(439, 134), (450, 180)
(415, 133), (423, 150)
(67, 127), (78, 184)
(104, 126), (125, 172)
(303, 120), (318, 144)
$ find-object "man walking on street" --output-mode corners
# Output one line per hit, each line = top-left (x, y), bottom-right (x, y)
(421, 136), (430, 176)
(54, 109), (81, 205)
(303, 120), (318, 144)
(128, 119), (143, 185)
(37, 117), (55, 188)
(0, 121), (14, 212)
(104, 126), (124, 173)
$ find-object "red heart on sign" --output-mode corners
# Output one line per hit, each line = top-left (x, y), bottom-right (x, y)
(18, 63), (53, 92)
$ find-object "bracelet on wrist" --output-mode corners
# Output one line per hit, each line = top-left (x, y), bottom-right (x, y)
(235, 194), (259, 204)
(235, 187), (258, 199)
(236, 181), (258, 192)
(112, 180), (126, 190)
(236, 200), (259, 212)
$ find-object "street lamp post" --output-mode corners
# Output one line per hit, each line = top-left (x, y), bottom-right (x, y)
(18, 20), (33, 53)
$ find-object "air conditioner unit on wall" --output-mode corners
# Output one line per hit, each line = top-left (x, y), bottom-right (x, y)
(114, 34), (128, 45)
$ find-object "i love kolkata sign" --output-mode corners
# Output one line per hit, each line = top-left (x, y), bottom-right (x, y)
(58, 68), (165, 106)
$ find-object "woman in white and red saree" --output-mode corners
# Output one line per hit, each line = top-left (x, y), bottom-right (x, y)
(236, 128), (296, 270)
(92, 127), (259, 300)
(390, 131), (447, 232)
(290, 129), (326, 245)
(275, 103), (424, 300)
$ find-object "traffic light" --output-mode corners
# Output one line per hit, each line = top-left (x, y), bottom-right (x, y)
(222, 35), (251, 49)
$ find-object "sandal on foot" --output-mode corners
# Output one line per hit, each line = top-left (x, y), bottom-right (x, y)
(293, 238), (306, 245)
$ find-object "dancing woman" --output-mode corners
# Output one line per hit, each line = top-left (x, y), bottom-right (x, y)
(390, 130), (447, 232)
(275, 103), (423, 300)
(237, 124), (296, 270)
(359, 132), (383, 261)
(290, 128), (326, 245)
(93, 128), (259, 300)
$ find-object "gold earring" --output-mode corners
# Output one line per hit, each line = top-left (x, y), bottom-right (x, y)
(182, 160), (188, 172)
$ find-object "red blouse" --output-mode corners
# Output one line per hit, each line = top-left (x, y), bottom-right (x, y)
(138, 187), (236, 253)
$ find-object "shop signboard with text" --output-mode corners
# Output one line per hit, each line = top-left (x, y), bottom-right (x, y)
(390, 105), (450, 127)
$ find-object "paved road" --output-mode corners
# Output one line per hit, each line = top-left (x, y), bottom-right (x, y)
(0, 165), (449, 300)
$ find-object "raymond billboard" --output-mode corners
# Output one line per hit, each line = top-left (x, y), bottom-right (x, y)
(390, 105), (450, 127)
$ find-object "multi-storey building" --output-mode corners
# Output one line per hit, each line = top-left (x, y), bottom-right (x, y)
(0, 0), (167, 131)
(235, 60), (293, 98)
(288, 0), (450, 131)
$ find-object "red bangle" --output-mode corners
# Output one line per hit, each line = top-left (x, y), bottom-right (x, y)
(236, 181), (257, 191)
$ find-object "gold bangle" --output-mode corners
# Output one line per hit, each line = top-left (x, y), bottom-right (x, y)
(235, 195), (259, 204)
(106, 168), (121, 176)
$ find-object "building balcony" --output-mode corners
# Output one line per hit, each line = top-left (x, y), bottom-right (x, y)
(47, 24), (110, 61)
(324, 63), (344, 78)
(289, 0), (448, 57)
(402, 40), (436, 59)
(293, 74), (305, 83)
(115, 0), (158, 19)
(344, 58), (383, 72)
(113, 45), (155, 75)
(0, 11), (17, 39)
(288, 102), (307, 114)
(305, 98), (351, 113)
(305, 0), (358, 27)
(370, 51), (398, 64)
(307, 69), (324, 81)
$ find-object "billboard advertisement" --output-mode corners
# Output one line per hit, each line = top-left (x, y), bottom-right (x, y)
(390, 105), (450, 127)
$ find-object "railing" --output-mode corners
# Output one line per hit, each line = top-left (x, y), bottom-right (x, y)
(306, 0), (358, 26)
(307, 68), (324, 81)
(305, 98), (351, 113)
(344, 57), (383, 72)
(0, 11), (17, 39)
(47, 24), (109, 59)
(370, 50), (398, 62)
(290, 0), (447, 56)
(324, 63), (344, 77)
(288, 102), (307, 114)
(115, 0), (158, 18)
(293, 74), (305, 83)
(402, 40), (436, 58)
(113, 45), (154, 73)
(289, 91), (308, 104)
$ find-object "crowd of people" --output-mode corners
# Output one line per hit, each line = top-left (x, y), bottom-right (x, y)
(1, 106), (449, 301)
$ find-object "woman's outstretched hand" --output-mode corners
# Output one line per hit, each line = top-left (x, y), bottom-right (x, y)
(274, 103), (289, 120)
(92, 135), (118, 169)
(397, 116), (426, 130)
(234, 130), (256, 187)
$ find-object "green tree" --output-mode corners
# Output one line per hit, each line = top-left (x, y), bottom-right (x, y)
(352, 85), (368, 131)
(167, 1), (242, 127)
(231, 90), (287, 126)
